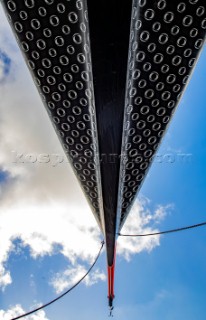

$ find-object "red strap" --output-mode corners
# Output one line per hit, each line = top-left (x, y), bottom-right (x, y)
(107, 244), (116, 302)
(107, 264), (115, 299)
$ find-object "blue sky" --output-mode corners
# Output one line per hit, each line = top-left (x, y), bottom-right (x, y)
(0, 4), (206, 320)
(0, 50), (11, 83)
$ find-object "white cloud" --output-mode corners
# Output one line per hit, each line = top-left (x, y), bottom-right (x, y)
(0, 204), (103, 292)
(153, 204), (173, 223)
(51, 266), (106, 294)
(0, 4), (172, 295)
(0, 266), (12, 290)
(117, 198), (172, 261)
(0, 237), (13, 289)
(0, 304), (49, 320)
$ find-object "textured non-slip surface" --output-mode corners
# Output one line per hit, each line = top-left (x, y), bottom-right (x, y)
(1, 0), (206, 268)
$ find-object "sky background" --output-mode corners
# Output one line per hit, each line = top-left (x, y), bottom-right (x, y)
(0, 3), (206, 320)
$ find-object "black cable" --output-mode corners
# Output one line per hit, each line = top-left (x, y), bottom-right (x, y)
(10, 241), (104, 320)
(118, 222), (206, 237)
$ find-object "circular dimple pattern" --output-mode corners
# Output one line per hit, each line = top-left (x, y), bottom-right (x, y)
(3, 0), (206, 231)
(119, 0), (206, 227)
(4, 0), (102, 223)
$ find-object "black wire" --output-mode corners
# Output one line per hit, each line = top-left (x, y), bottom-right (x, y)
(118, 222), (206, 237)
(10, 241), (104, 320)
